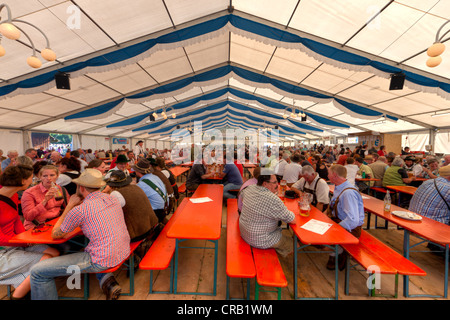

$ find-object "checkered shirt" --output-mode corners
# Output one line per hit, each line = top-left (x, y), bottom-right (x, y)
(239, 185), (295, 249)
(409, 177), (450, 224)
(60, 191), (130, 268)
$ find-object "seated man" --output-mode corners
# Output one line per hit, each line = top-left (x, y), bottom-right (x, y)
(354, 156), (374, 193)
(282, 154), (303, 187)
(291, 165), (330, 212)
(409, 165), (450, 225)
(30, 169), (131, 300)
(403, 156), (422, 177)
(326, 165), (365, 271)
(185, 156), (214, 192)
(104, 154), (130, 180)
(133, 159), (169, 224)
(409, 166), (450, 255)
(239, 173), (296, 258)
(237, 167), (261, 213)
(218, 156), (243, 201)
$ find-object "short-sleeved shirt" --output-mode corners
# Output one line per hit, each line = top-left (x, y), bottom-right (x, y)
(239, 185), (295, 249)
(60, 191), (130, 267)
(409, 177), (450, 224)
(137, 173), (168, 210)
(223, 164), (243, 185)
(291, 175), (330, 206)
(282, 163), (303, 183)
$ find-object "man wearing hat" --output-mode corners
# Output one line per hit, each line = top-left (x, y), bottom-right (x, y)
(105, 154), (130, 180)
(403, 155), (422, 177)
(134, 140), (145, 158)
(30, 169), (131, 300)
(409, 166), (450, 254)
(133, 159), (169, 223)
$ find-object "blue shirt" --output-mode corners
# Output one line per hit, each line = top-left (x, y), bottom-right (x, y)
(409, 177), (450, 224)
(330, 180), (365, 232)
(1, 158), (11, 171)
(137, 173), (168, 210)
(223, 164), (243, 185)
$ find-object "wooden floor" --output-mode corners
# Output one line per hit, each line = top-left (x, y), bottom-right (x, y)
(1, 176), (449, 301)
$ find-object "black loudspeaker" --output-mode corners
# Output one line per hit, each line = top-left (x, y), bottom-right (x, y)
(55, 72), (71, 90)
(176, 125), (180, 129)
(274, 125), (278, 129)
(149, 114), (155, 122)
(389, 72), (405, 90)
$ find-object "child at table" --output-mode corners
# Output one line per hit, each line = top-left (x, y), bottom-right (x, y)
(0, 165), (59, 300)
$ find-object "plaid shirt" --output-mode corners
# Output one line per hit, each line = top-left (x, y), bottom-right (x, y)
(409, 177), (450, 224)
(239, 185), (295, 249)
(61, 191), (130, 267)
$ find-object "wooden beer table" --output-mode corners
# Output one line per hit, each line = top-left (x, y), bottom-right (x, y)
(166, 184), (223, 296)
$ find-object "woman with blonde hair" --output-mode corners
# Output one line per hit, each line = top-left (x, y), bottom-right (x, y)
(21, 165), (69, 230)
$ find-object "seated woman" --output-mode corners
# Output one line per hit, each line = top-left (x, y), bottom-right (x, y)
(0, 165), (59, 300)
(21, 165), (70, 230)
(56, 156), (81, 196)
(86, 159), (108, 176)
(313, 155), (328, 180)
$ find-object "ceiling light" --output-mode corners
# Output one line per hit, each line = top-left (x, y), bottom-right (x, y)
(152, 112), (158, 120)
(426, 20), (449, 68)
(0, 4), (56, 68)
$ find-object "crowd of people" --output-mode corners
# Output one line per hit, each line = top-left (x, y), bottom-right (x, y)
(0, 140), (449, 300)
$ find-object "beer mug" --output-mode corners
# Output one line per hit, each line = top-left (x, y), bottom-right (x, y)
(279, 179), (287, 197)
(298, 193), (313, 217)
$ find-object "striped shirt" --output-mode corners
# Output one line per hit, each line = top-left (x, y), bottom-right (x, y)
(239, 185), (295, 249)
(60, 191), (130, 268)
(409, 177), (450, 224)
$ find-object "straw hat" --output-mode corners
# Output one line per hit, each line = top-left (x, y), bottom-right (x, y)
(106, 170), (132, 187)
(72, 168), (106, 188)
(132, 158), (152, 174)
(439, 165), (450, 177)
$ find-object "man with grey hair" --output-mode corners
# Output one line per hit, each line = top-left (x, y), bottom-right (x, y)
(368, 155), (388, 188)
(48, 151), (62, 165)
(1, 150), (19, 171)
(442, 155), (450, 167)
(291, 165), (330, 212)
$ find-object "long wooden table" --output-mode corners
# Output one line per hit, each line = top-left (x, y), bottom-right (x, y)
(169, 166), (190, 179)
(9, 218), (83, 245)
(329, 182), (450, 298)
(166, 184), (223, 296)
(360, 193), (450, 298)
(386, 185), (417, 206)
(284, 198), (359, 300)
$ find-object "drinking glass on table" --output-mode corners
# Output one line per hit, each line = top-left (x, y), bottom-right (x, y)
(298, 193), (313, 217)
(279, 179), (287, 197)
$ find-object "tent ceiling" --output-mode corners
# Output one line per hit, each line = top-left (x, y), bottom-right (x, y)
(0, 0), (449, 141)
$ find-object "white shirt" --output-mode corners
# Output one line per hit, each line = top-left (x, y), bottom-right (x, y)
(274, 159), (288, 176)
(291, 174), (330, 205)
(282, 162), (303, 183)
(134, 144), (145, 157)
(345, 164), (359, 186)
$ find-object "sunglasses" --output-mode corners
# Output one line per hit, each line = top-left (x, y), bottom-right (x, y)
(31, 223), (52, 234)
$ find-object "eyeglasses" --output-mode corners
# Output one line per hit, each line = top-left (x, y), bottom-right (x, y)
(31, 223), (52, 234)
(267, 180), (278, 184)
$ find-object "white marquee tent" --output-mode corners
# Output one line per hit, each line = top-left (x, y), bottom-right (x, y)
(0, 0), (449, 154)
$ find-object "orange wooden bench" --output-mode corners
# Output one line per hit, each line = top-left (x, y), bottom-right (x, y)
(252, 247), (288, 300)
(342, 230), (426, 298)
(226, 199), (256, 300)
(139, 198), (188, 294)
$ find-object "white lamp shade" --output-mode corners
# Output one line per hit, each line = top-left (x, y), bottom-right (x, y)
(41, 48), (56, 61)
(27, 55), (42, 68)
(0, 23), (21, 40)
(0, 45), (5, 57)
(152, 112), (158, 119)
(427, 43), (445, 57)
(426, 56), (442, 68)
(172, 113), (176, 119)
